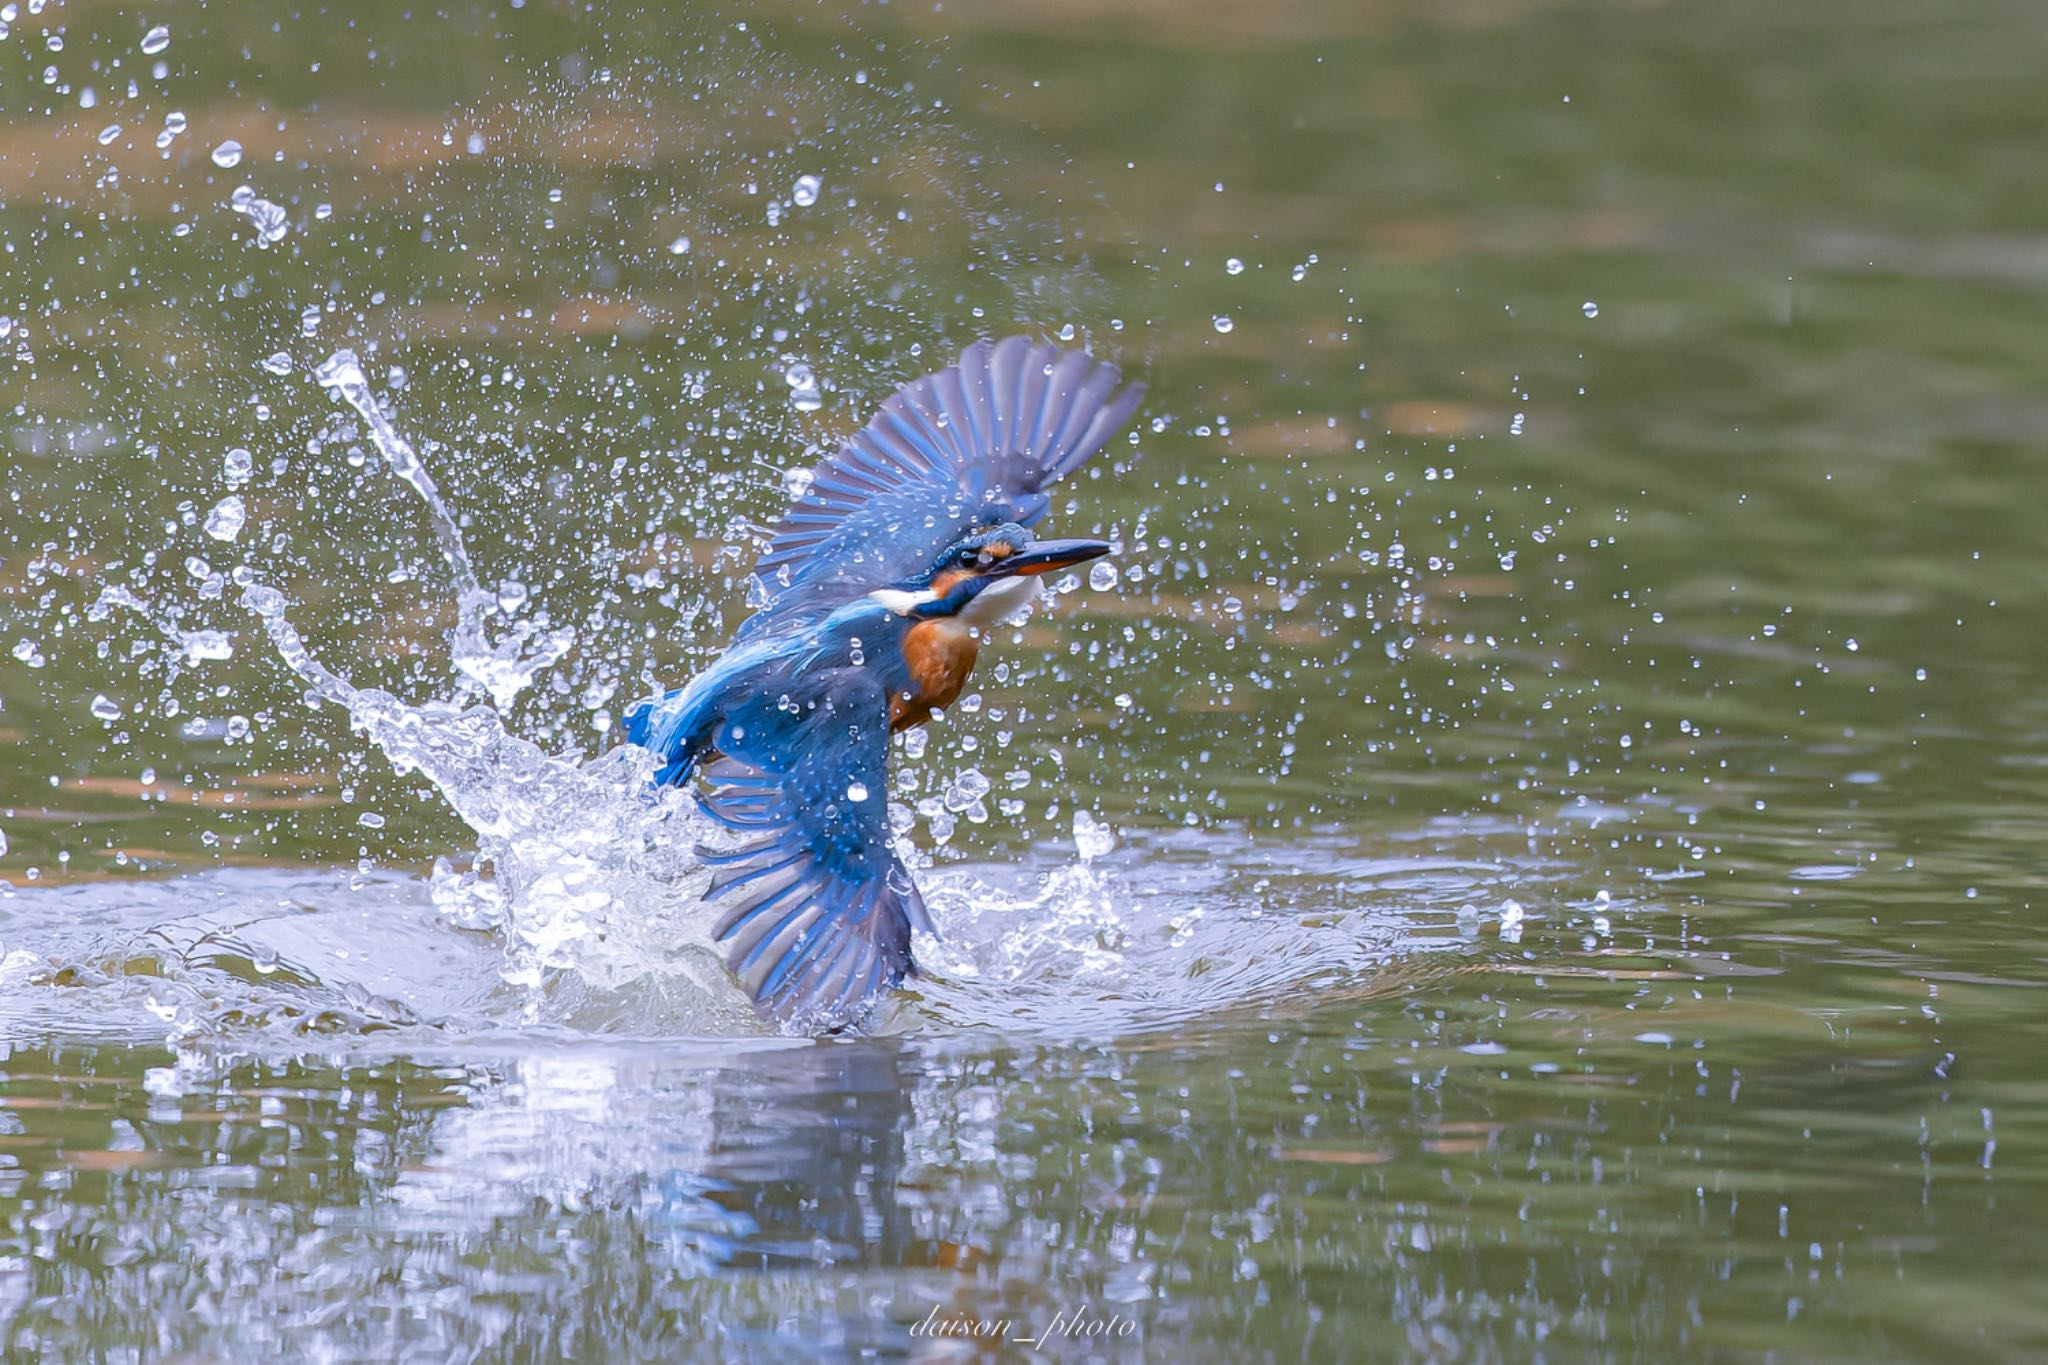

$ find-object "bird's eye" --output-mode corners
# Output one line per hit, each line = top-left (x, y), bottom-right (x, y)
(956, 547), (978, 566)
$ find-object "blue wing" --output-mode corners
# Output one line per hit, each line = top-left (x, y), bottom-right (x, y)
(693, 667), (932, 1027)
(738, 336), (1145, 641)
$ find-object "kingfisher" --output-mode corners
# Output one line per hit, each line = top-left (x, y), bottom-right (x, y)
(624, 337), (1145, 1030)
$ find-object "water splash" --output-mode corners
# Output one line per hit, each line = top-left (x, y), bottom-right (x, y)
(312, 352), (574, 712)
(177, 355), (748, 1024)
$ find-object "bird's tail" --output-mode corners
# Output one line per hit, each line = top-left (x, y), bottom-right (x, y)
(622, 687), (712, 787)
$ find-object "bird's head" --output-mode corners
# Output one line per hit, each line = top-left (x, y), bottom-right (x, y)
(869, 523), (1110, 626)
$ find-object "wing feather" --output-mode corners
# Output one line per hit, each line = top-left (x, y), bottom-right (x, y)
(739, 336), (1144, 639)
(693, 669), (928, 1028)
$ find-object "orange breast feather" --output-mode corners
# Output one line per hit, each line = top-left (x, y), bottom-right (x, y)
(894, 620), (979, 730)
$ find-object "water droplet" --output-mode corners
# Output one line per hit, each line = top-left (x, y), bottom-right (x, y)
(496, 580), (529, 612)
(164, 111), (187, 134)
(784, 361), (822, 412)
(1073, 809), (1116, 861)
(666, 234), (691, 255)
(1212, 315), (1234, 334)
(96, 123), (122, 146)
(242, 584), (287, 618)
(1225, 257), (1244, 276)
(358, 811), (386, 829)
(90, 694), (121, 720)
(943, 768), (991, 812)
(180, 630), (233, 663)
(1088, 560), (1119, 591)
(204, 495), (246, 541)
(230, 190), (289, 245)
(846, 781), (868, 802)
(260, 351), (292, 375)
(1845, 638), (1859, 653)
(791, 173), (822, 207)
(222, 446), (254, 486)
(210, 139), (243, 168)
(1291, 263), (1308, 282)
(1582, 301), (1599, 318)
(140, 23), (169, 54)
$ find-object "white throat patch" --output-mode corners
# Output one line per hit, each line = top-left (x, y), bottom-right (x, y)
(869, 587), (939, 616)
(958, 573), (1040, 629)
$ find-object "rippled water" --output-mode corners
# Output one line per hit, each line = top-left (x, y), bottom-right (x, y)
(6, 0), (2048, 1357)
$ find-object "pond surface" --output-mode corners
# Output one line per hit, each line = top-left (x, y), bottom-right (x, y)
(4, 0), (2047, 1357)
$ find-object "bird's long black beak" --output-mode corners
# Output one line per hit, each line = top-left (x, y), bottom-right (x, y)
(992, 538), (1112, 577)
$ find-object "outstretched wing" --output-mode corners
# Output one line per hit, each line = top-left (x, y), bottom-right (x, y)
(739, 336), (1145, 639)
(693, 667), (932, 1027)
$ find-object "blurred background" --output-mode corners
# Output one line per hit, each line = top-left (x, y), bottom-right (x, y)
(3, 0), (2046, 1357)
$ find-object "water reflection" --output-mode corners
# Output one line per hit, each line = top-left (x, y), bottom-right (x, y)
(4, 942), (2041, 1360)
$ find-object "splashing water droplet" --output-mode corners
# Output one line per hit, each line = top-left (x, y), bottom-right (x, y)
(243, 584), (287, 618)
(1582, 300), (1600, 318)
(1088, 559), (1120, 591)
(1212, 315), (1234, 335)
(204, 495), (246, 541)
(260, 351), (293, 375)
(211, 139), (243, 168)
(230, 189), (289, 246)
(784, 360), (822, 413)
(90, 694), (122, 721)
(1073, 810), (1116, 861)
(791, 173), (822, 207)
(1225, 257), (1244, 276)
(222, 446), (254, 486)
(667, 234), (691, 255)
(180, 630), (233, 663)
(140, 24), (169, 54)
